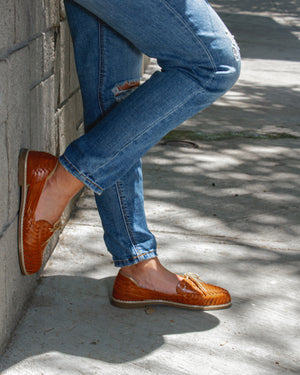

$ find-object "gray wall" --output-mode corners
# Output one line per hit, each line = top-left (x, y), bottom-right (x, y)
(0, 0), (83, 354)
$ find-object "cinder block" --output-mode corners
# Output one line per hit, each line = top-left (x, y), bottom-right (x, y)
(0, 60), (8, 124)
(43, 30), (56, 77)
(29, 0), (45, 36)
(0, 218), (37, 354)
(6, 47), (31, 223)
(15, 0), (30, 44)
(0, 61), (9, 232)
(58, 19), (71, 105)
(5, 218), (37, 319)
(77, 122), (85, 134)
(0, 0), (15, 51)
(0, 0), (85, 357)
(0, 124), (9, 233)
(45, 0), (60, 29)
(53, 28), (61, 104)
(74, 92), (84, 132)
(69, 36), (80, 94)
(30, 75), (58, 154)
(60, 0), (67, 20)
(58, 90), (83, 154)
(58, 108), (77, 154)
(0, 234), (7, 354)
(29, 35), (43, 87)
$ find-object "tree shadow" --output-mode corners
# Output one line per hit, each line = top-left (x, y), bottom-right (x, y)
(196, 83), (300, 133)
(213, 1), (300, 62)
(213, 0), (299, 16)
(141, 136), (299, 249)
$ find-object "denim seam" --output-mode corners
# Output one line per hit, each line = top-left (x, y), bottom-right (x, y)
(92, 84), (209, 173)
(113, 249), (157, 263)
(161, 0), (216, 71)
(97, 20), (105, 116)
(115, 181), (139, 257)
(61, 154), (104, 192)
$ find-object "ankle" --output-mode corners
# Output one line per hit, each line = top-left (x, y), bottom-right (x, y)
(34, 163), (84, 225)
(120, 258), (182, 294)
(47, 162), (84, 200)
(121, 258), (160, 276)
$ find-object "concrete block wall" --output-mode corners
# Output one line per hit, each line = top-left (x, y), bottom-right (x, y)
(0, 0), (83, 354)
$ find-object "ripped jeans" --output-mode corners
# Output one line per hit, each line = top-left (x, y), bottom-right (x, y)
(61, 0), (241, 266)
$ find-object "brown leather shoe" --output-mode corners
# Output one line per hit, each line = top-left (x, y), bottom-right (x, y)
(18, 149), (60, 275)
(111, 271), (231, 310)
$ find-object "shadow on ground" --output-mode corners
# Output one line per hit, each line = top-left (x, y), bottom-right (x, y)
(217, 11), (300, 62)
(213, 0), (299, 17)
(142, 136), (299, 249)
(0, 276), (220, 372)
(196, 83), (300, 132)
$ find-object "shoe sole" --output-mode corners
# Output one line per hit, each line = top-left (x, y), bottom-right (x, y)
(18, 148), (30, 275)
(111, 296), (231, 311)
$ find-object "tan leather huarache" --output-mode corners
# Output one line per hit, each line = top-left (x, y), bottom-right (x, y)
(18, 149), (61, 275)
(111, 271), (231, 310)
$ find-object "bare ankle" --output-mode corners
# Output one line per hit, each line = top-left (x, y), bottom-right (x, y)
(50, 163), (84, 200)
(121, 258), (182, 294)
(121, 258), (160, 276)
(35, 163), (84, 224)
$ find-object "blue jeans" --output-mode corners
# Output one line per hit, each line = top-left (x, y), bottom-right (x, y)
(61, 0), (241, 266)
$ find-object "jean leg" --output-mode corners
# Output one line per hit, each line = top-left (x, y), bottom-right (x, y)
(65, 0), (157, 266)
(60, 0), (241, 194)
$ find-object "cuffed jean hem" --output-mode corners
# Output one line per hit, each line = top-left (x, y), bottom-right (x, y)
(113, 249), (158, 267)
(59, 154), (104, 195)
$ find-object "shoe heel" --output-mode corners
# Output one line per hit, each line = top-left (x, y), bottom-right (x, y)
(18, 149), (29, 187)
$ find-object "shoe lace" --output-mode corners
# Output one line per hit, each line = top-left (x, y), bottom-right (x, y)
(184, 272), (208, 295)
(51, 219), (66, 233)
(42, 219), (66, 247)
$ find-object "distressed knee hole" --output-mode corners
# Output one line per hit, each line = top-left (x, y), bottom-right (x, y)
(225, 30), (240, 61)
(112, 79), (140, 102)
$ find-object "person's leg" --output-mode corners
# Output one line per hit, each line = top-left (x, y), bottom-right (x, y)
(21, 0), (239, 302)
(60, 1), (182, 294)
(39, 0), (240, 219)
(59, 0), (240, 193)
(63, 0), (158, 267)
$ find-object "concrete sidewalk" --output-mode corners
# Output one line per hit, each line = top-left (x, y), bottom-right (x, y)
(1, 1), (299, 374)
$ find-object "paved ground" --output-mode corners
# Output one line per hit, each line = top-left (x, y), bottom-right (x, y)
(1, 1), (299, 374)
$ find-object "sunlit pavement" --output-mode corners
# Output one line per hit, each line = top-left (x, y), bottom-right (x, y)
(1, 1), (299, 374)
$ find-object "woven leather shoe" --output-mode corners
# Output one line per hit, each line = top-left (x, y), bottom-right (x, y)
(18, 149), (60, 275)
(111, 271), (231, 310)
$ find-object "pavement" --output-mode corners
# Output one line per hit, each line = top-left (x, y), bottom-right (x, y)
(1, 1), (299, 374)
